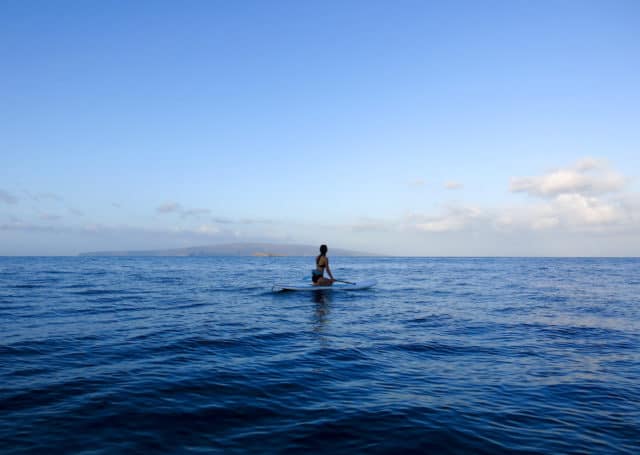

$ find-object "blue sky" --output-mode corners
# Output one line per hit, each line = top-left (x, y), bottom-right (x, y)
(1, 0), (639, 255)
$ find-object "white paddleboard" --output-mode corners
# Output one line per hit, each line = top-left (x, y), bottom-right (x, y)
(272, 279), (377, 292)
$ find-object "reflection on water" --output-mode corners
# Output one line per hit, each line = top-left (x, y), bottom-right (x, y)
(311, 289), (331, 305)
(312, 290), (331, 334)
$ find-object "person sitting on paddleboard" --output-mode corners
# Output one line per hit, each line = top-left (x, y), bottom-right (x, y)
(312, 244), (335, 286)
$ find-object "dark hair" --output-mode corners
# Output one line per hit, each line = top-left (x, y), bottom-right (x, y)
(317, 244), (328, 266)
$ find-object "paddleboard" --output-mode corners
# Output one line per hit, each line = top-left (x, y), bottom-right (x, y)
(272, 279), (377, 292)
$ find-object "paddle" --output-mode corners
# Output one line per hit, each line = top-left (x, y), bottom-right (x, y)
(334, 279), (355, 285)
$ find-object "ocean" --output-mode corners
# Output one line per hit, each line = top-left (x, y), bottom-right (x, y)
(1, 256), (639, 454)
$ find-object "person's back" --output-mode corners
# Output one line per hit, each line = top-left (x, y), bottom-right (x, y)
(312, 244), (334, 286)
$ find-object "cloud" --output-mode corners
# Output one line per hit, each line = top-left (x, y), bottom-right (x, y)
(350, 217), (393, 232)
(495, 198), (628, 233)
(157, 202), (213, 219)
(22, 191), (62, 202)
(407, 206), (482, 233)
(3, 189), (83, 218)
(212, 217), (233, 224)
(156, 202), (216, 218)
(0, 190), (18, 204)
(553, 193), (621, 226)
(500, 158), (635, 232)
(494, 204), (559, 232)
(157, 202), (183, 214)
(156, 202), (275, 225)
(444, 181), (463, 190)
(182, 208), (211, 218)
(193, 224), (221, 235)
(403, 157), (638, 237)
(531, 216), (560, 230)
(239, 217), (274, 225)
(510, 158), (626, 198)
(408, 179), (425, 189)
(575, 157), (600, 171)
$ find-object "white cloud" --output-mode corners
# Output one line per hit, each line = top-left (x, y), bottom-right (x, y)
(408, 179), (425, 189)
(350, 217), (393, 232)
(493, 196), (626, 233)
(212, 216), (233, 224)
(553, 193), (621, 226)
(182, 208), (211, 218)
(157, 202), (275, 225)
(618, 193), (640, 223)
(493, 204), (554, 231)
(239, 217), (274, 225)
(157, 202), (212, 219)
(22, 191), (62, 202)
(510, 158), (626, 197)
(193, 224), (221, 235)
(444, 181), (463, 190)
(399, 158), (637, 239)
(575, 157), (600, 171)
(407, 206), (482, 233)
(501, 158), (634, 232)
(3, 157), (637, 256)
(157, 202), (183, 214)
(531, 216), (560, 230)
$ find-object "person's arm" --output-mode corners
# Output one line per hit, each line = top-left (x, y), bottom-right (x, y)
(326, 258), (335, 280)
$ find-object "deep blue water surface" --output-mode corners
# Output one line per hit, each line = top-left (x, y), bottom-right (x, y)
(1, 257), (639, 454)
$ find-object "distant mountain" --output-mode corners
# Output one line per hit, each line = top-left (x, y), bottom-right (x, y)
(78, 242), (378, 257)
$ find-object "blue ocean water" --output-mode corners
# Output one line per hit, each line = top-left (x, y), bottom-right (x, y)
(1, 256), (639, 454)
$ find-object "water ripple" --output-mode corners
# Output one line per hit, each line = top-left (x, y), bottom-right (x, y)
(0, 256), (638, 454)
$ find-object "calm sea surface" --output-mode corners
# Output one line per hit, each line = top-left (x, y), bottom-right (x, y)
(1, 256), (639, 454)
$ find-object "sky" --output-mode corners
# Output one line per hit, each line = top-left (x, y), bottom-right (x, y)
(1, 0), (639, 256)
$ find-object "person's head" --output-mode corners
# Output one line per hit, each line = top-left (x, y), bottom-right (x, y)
(319, 244), (328, 256)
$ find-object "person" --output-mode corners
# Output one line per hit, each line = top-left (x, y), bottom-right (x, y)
(312, 244), (335, 286)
